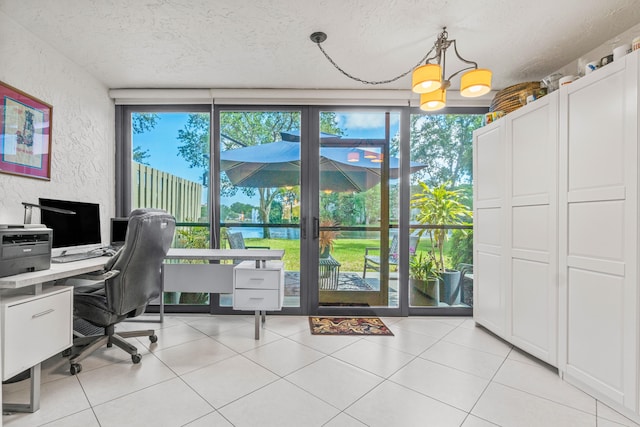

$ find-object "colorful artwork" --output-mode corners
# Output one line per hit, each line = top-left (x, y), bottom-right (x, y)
(0, 82), (51, 180)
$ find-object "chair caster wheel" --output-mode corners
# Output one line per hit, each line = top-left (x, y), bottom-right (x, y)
(132, 354), (142, 364)
(62, 348), (72, 357)
(149, 334), (158, 343)
(70, 363), (82, 375)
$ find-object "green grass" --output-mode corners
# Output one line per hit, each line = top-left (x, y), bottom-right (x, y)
(244, 237), (444, 272)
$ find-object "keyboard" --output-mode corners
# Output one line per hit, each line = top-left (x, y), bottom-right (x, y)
(51, 251), (104, 263)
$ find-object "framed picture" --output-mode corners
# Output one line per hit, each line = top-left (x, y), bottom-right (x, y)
(0, 81), (52, 180)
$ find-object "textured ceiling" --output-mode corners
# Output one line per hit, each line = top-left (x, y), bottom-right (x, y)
(1, 0), (639, 93)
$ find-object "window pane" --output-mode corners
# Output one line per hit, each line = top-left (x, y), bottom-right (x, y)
(131, 111), (210, 306)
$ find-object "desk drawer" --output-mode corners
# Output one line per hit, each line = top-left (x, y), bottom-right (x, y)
(233, 289), (280, 310)
(234, 269), (280, 290)
(2, 287), (73, 380)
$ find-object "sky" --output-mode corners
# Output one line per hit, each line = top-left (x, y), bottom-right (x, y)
(132, 111), (401, 206)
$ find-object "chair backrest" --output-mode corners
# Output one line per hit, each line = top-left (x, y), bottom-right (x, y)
(227, 231), (246, 249)
(106, 209), (175, 316)
(388, 234), (399, 264)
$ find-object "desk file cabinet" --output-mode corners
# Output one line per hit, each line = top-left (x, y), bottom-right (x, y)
(1, 286), (73, 380)
(233, 261), (284, 339)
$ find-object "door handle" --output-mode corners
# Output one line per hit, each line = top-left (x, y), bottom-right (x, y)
(301, 217), (307, 239)
(313, 217), (319, 239)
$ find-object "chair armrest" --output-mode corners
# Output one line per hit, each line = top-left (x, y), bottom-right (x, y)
(58, 269), (120, 285)
(364, 247), (379, 256)
(246, 246), (271, 250)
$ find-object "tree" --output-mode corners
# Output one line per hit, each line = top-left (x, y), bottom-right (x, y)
(409, 114), (482, 187)
(131, 113), (159, 165)
(176, 111), (343, 238)
(133, 145), (150, 165)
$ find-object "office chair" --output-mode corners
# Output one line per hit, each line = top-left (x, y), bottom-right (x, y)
(66, 209), (175, 375)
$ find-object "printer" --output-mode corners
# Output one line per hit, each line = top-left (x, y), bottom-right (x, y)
(0, 224), (52, 278)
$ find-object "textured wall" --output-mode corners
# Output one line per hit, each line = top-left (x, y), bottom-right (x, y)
(0, 11), (114, 241)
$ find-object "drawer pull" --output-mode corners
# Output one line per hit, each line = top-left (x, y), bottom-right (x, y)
(249, 297), (265, 300)
(249, 278), (265, 281)
(32, 309), (55, 319)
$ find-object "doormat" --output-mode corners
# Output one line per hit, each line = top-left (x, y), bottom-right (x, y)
(309, 317), (394, 336)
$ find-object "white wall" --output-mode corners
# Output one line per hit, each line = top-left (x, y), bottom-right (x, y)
(0, 11), (114, 242)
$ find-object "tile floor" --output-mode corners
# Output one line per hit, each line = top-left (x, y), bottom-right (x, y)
(3, 315), (640, 427)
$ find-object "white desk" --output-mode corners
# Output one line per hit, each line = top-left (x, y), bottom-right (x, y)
(162, 248), (286, 338)
(0, 257), (107, 414)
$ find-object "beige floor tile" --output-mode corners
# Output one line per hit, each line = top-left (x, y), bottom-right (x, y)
(493, 358), (595, 414)
(364, 325), (440, 356)
(472, 382), (596, 427)
(287, 330), (364, 354)
(153, 336), (236, 375)
(331, 339), (415, 378)
(93, 377), (212, 426)
(76, 353), (176, 406)
(420, 340), (506, 379)
(181, 354), (279, 408)
(3, 376), (90, 427)
(242, 337), (325, 376)
(183, 410), (234, 426)
(346, 380), (467, 427)
(218, 378), (339, 427)
(597, 401), (640, 426)
(286, 356), (384, 410)
(40, 409), (101, 427)
(443, 325), (512, 357)
(390, 357), (489, 412)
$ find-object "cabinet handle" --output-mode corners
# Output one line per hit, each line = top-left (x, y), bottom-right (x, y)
(249, 297), (264, 300)
(32, 308), (54, 318)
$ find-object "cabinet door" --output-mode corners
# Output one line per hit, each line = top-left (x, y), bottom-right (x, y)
(507, 92), (558, 365)
(559, 55), (638, 410)
(473, 122), (508, 337)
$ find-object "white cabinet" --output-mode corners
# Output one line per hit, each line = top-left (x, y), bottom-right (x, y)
(473, 121), (508, 338)
(473, 91), (559, 366)
(1, 286), (73, 380)
(558, 52), (638, 412)
(507, 91), (559, 365)
(233, 261), (284, 311)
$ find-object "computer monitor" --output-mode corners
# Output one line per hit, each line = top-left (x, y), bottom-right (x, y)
(110, 217), (129, 247)
(38, 198), (102, 256)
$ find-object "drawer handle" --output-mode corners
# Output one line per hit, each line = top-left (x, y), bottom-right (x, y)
(249, 297), (264, 300)
(249, 278), (265, 281)
(32, 309), (55, 319)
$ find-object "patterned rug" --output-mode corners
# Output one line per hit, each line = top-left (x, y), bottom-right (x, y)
(309, 317), (394, 336)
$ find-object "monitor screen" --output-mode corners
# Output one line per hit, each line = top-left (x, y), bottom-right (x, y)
(38, 198), (102, 253)
(110, 217), (129, 246)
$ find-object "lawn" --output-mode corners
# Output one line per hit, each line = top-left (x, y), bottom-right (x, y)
(244, 237), (437, 272)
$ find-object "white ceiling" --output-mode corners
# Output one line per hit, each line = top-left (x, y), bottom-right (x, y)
(2, 0), (640, 94)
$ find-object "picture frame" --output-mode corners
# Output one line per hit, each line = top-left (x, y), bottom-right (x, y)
(0, 81), (52, 180)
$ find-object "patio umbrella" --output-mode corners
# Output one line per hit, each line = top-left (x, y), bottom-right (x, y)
(220, 140), (426, 192)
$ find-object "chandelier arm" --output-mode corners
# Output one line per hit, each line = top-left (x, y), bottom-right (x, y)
(445, 65), (477, 81)
(450, 40), (478, 68)
(314, 41), (436, 85)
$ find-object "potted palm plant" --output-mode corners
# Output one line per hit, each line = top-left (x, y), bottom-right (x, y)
(409, 251), (439, 303)
(411, 182), (472, 305)
(319, 219), (340, 258)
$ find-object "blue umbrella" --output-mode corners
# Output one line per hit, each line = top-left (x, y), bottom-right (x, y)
(220, 139), (426, 192)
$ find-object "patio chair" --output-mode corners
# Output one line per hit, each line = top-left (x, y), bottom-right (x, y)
(227, 231), (270, 263)
(363, 234), (419, 278)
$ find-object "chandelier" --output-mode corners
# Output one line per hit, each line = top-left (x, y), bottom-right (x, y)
(310, 27), (492, 111)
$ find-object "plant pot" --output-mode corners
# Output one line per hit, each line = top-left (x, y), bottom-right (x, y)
(410, 277), (439, 304)
(319, 246), (331, 259)
(439, 269), (461, 305)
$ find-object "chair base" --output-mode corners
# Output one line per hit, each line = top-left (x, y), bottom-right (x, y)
(68, 324), (157, 375)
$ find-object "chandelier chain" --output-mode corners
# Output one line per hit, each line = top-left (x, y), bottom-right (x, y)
(314, 42), (436, 86)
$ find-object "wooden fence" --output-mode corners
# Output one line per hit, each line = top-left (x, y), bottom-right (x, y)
(132, 162), (203, 222)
